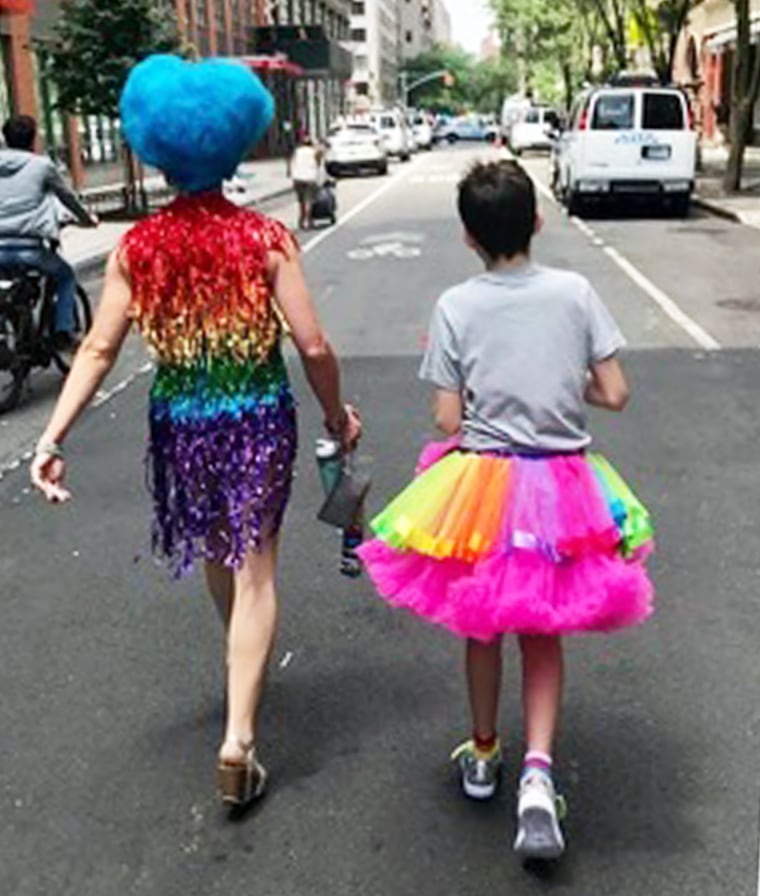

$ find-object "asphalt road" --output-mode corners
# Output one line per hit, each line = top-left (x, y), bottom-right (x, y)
(3, 146), (760, 896)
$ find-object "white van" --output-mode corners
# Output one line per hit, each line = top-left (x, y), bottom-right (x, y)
(554, 86), (697, 214)
(509, 105), (561, 155)
(370, 109), (413, 161)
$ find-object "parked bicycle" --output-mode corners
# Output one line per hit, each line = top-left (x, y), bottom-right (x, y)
(0, 242), (91, 413)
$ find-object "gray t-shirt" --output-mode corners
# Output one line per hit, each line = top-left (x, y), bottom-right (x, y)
(419, 263), (625, 453)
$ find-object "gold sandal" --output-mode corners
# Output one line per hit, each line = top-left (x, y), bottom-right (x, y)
(217, 743), (268, 807)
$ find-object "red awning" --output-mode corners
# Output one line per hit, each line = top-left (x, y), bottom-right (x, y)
(0, 0), (33, 11)
(239, 55), (304, 77)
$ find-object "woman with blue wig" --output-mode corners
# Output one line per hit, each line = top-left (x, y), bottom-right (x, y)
(30, 55), (361, 807)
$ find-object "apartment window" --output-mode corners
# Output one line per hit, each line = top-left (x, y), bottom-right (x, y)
(351, 1), (365, 13)
(405, 30), (412, 42)
(350, 27), (367, 41)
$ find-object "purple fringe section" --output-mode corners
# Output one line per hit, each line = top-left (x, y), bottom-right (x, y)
(147, 398), (297, 577)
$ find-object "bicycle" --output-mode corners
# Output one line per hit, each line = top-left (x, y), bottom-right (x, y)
(0, 247), (92, 413)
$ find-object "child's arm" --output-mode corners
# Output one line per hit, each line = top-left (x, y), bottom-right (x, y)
(433, 389), (463, 435)
(585, 356), (630, 412)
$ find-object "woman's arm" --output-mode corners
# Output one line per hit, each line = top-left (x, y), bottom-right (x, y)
(585, 356), (630, 411)
(269, 241), (360, 447)
(31, 249), (133, 501)
(433, 389), (462, 435)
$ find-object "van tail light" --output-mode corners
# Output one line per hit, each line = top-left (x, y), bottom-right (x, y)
(578, 108), (589, 130)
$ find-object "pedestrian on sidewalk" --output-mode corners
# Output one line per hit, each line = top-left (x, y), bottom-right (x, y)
(358, 160), (655, 862)
(0, 114), (98, 352)
(30, 55), (361, 809)
(290, 133), (323, 230)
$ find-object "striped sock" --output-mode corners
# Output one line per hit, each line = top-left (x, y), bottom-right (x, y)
(522, 750), (553, 778)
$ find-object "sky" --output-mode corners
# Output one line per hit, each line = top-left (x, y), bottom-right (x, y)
(445, 0), (495, 55)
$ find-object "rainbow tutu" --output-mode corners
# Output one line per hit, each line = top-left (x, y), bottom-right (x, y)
(358, 445), (655, 640)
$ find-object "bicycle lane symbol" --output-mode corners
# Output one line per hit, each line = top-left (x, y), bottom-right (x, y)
(346, 231), (425, 261)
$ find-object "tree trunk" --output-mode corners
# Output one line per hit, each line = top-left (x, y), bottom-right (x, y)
(723, 0), (760, 192)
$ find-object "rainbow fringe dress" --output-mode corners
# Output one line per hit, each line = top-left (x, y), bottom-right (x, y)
(123, 194), (297, 576)
(358, 441), (655, 641)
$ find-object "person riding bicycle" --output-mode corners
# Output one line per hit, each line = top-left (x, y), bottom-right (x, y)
(0, 115), (97, 351)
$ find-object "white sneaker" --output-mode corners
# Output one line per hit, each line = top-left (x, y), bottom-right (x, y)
(513, 770), (566, 861)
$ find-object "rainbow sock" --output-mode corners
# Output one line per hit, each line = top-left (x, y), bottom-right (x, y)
(473, 732), (501, 761)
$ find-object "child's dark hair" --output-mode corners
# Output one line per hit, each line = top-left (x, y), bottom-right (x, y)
(457, 160), (536, 259)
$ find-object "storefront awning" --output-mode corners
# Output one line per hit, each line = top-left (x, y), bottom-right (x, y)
(706, 14), (760, 50)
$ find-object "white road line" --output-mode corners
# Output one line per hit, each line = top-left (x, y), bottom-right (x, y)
(529, 168), (721, 351)
(602, 245), (720, 350)
(301, 158), (423, 256)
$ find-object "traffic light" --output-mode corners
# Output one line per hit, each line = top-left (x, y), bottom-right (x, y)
(443, 71), (455, 88)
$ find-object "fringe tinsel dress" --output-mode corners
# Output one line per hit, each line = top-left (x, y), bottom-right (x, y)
(358, 440), (655, 641)
(123, 193), (297, 576)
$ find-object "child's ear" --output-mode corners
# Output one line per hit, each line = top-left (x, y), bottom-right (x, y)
(534, 212), (544, 236)
(463, 229), (477, 250)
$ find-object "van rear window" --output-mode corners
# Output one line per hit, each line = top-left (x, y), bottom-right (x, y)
(642, 93), (684, 129)
(592, 94), (634, 130)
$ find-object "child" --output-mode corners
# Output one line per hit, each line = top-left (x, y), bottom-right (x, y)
(358, 160), (654, 861)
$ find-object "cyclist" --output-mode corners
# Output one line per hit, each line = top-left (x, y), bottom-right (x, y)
(0, 115), (97, 351)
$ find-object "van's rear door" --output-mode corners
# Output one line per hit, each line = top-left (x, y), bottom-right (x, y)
(582, 91), (639, 176)
(638, 90), (697, 182)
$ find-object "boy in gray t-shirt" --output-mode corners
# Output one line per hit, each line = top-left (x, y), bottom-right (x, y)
(420, 171), (626, 455)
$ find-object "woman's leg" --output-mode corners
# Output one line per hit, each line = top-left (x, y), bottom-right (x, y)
(466, 636), (503, 740)
(519, 635), (563, 755)
(218, 538), (279, 763)
(204, 561), (234, 629)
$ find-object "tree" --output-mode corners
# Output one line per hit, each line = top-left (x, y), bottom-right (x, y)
(400, 45), (479, 113)
(724, 0), (760, 191)
(43, 0), (180, 210)
(630, 0), (695, 84)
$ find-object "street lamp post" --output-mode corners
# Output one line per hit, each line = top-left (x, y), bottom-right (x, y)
(398, 68), (452, 107)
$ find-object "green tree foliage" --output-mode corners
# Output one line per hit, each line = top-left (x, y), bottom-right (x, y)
(43, 0), (180, 118)
(401, 44), (516, 114)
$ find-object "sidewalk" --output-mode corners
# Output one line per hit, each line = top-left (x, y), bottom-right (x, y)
(63, 156), (293, 275)
(694, 144), (760, 228)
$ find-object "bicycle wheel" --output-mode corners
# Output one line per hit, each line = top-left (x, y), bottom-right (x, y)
(52, 282), (93, 375)
(0, 310), (26, 414)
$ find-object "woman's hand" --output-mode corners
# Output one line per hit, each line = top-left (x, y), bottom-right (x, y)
(326, 403), (362, 453)
(30, 448), (71, 503)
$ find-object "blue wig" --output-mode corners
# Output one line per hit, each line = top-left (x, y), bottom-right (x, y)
(120, 54), (274, 193)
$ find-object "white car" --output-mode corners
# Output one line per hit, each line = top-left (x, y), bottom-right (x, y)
(411, 112), (433, 150)
(509, 106), (561, 155)
(554, 85), (697, 215)
(371, 110), (413, 161)
(324, 123), (388, 177)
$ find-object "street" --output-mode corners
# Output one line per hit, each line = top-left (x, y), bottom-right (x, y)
(3, 144), (760, 895)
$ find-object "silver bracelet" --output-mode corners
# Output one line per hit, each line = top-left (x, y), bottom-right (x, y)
(35, 441), (64, 459)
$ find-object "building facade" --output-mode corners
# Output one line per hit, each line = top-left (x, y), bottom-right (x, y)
(673, 0), (760, 145)
(399, 0), (450, 61)
(348, 0), (400, 108)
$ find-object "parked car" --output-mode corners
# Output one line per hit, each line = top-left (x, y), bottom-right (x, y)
(434, 114), (498, 144)
(370, 109), (413, 161)
(553, 85), (697, 215)
(509, 105), (561, 155)
(410, 111), (434, 150)
(324, 123), (388, 177)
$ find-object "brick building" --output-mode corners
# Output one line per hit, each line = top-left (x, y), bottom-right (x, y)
(0, 0), (350, 190)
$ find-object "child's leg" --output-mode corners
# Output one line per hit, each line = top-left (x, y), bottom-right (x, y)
(466, 636), (503, 743)
(514, 635), (566, 860)
(519, 634), (563, 756)
(204, 561), (234, 629)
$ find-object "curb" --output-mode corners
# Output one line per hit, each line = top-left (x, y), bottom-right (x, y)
(692, 194), (742, 224)
(71, 184), (294, 279)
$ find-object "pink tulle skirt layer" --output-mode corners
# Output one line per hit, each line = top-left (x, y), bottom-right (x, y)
(358, 443), (655, 641)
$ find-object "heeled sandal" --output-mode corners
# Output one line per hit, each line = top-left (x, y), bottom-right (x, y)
(217, 742), (268, 807)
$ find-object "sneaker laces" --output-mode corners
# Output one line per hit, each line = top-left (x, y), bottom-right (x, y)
(450, 738), (501, 763)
